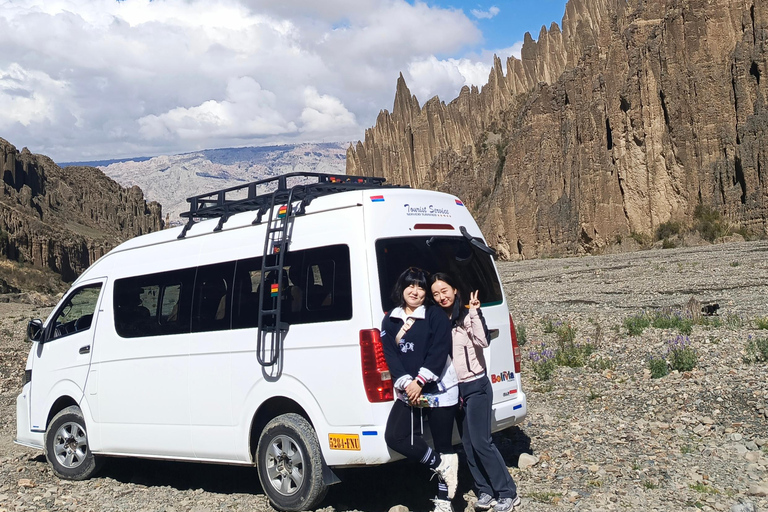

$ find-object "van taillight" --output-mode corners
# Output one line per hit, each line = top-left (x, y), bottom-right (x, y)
(360, 329), (394, 402)
(509, 314), (521, 374)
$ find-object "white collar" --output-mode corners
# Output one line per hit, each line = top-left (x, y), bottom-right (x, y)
(390, 305), (426, 321)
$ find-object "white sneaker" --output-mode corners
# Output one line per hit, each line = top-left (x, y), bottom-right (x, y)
(432, 498), (454, 512)
(474, 493), (497, 510)
(493, 495), (521, 512)
(432, 453), (459, 499)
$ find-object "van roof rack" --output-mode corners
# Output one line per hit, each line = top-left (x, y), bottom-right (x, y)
(180, 172), (397, 221)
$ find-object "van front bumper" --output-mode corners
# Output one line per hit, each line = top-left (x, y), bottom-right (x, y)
(15, 387), (44, 450)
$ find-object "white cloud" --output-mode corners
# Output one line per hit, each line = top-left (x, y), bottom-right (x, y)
(0, 0), (484, 161)
(138, 77), (297, 140)
(300, 87), (357, 133)
(0, 63), (74, 127)
(470, 6), (500, 20)
(407, 56), (491, 102)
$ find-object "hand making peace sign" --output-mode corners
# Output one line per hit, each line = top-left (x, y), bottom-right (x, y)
(468, 290), (481, 309)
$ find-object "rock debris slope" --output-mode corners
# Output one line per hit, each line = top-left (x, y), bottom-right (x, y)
(348, 0), (768, 260)
(1, 241), (766, 511)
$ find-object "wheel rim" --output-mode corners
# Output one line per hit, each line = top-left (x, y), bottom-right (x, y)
(53, 421), (88, 469)
(264, 434), (305, 496)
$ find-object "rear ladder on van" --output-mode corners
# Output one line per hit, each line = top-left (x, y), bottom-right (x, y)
(179, 172), (396, 368)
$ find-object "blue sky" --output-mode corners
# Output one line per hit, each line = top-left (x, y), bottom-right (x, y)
(430, 1), (569, 57)
(1, 0), (571, 162)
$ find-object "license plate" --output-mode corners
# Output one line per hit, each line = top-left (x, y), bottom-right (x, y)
(328, 434), (360, 451)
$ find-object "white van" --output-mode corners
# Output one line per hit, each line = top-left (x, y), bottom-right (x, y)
(16, 172), (527, 511)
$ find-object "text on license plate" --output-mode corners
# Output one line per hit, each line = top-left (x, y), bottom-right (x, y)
(328, 434), (360, 450)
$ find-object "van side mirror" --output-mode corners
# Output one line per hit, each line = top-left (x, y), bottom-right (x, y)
(27, 319), (44, 342)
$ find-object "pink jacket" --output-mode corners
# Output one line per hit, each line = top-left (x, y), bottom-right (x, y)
(452, 309), (488, 382)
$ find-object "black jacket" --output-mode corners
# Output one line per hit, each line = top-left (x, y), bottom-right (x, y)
(381, 306), (452, 395)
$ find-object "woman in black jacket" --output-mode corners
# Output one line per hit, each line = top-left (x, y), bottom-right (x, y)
(381, 267), (460, 512)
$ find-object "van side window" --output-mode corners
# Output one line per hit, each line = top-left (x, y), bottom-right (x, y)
(191, 261), (236, 332)
(231, 244), (352, 328)
(287, 245), (352, 324)
(114, 268), (195, 338)
(113, 244), (352, 336)
(50, 284), (102, 339)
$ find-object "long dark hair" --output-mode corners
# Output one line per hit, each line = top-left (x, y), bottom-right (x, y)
(430, 272), (467, 326)
(390, 267), (431, 309)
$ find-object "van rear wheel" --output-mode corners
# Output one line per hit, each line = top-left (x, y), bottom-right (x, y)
(256, 413), (328, 511)
(44, 406), (100, 480)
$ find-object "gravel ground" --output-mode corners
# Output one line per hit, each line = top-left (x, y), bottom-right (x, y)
(1, 240), (767, 512)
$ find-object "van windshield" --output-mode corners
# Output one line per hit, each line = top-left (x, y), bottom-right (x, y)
(375, 236), (503, 312)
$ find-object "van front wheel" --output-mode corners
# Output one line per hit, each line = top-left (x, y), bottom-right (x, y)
(44, 406), (99, 480)
(256, 413), (328, 511)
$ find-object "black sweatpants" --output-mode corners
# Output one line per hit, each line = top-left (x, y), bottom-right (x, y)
(457, 376), (517, 499)
(385, 399), (457, 462)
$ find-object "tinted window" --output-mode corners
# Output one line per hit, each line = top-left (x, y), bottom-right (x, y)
(50, 284), (102, 339)
(114, 268), (195, 338)
(375, 236), (503, 312)
(191, 261), (235, 333)
(232, 245), (352, 328)
(113, 244), (352, 337)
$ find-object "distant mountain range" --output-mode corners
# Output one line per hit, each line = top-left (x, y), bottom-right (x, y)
(62, 142), (349, 224)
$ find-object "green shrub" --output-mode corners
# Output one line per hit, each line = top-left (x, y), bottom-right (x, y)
(744, 335), (768, 363)
(555, 341), (595, 368)
(555, 323), (576, 345)
(754, 316), (768, 330)
(624, 313), (651, 336)
(541, 317), (556, 333)
(515, 324), (527, 346)
(528, 343), (557, 381)
(651, 309), (693, 335)
(630, 232), (650, 246)
(661, 238), (677, 249)
(648, 356), (669, 379)
(667, 335), (698, 372)
(656, 221), (681, 241)
(724, 313), (744, 329)
(694, 204), (726, 242)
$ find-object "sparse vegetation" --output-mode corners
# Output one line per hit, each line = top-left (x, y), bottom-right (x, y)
(624, 312), (651, 336)
(643, 481), (658, 490)
(667, 335), (698, 372)
(694, 204), (727, 242)
(656, 221), (682, 241)
(515, 323), (527, 346)
(661, 238), (677, 249)
(754, 316), (768, 330)
(689, 482), (719, 494)
(648, 356), (669, 379)
(744, 335), (768, 363)
(542, 317), (556, 333)
(527, 492), (562, 504)
(650, 309), (693, 335)
(630, 231), (651, 246)
(528, 343), (557, 381)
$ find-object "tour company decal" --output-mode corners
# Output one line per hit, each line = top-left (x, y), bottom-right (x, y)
(403, 203), (451, 217)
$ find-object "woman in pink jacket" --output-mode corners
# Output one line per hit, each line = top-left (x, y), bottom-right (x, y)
(430, 273), (520, 512)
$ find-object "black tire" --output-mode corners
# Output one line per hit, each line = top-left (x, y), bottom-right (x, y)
(44, 406), (100, 480)
(256, 413), (328, 511)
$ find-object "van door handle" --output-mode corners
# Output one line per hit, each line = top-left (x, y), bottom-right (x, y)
(79, 345), (91, 354)
(489, 329), (499, 340)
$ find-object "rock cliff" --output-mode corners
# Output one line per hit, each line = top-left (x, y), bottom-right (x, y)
(347, 0), (768, 259)
(1, 138), (163, 281)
